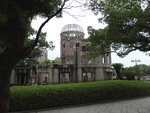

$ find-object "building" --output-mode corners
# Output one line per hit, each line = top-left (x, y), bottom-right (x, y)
(38, 48), (48, 62)
(59, 24), (113, 82)
(10, 24), (113, 85)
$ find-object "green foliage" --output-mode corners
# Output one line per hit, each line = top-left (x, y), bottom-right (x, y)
(16, 31), (55, 67)
(138, 64), (150, 76)
(122, 68), (137, 80)
(0, 0), (63, 64)
(112, 63), (124, 79)
(87, 26), (111, 58)
(15, 20), (55, 67)
(39, 59), (60, 65)
(10, 80), (150, 112)
(0, 1), (66, 112)
(89, 0), (150, 57)
(121, 64), (150, 79)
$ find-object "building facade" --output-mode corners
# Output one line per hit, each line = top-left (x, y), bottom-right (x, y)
(10, 24), (113, 85)
(59, 24), (112, 82)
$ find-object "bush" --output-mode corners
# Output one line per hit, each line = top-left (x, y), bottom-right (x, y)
(10, 80), (150, 112)
(122, 68), (136, 80)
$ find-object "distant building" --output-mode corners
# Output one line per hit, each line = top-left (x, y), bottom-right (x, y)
(38, 48), (48, 62)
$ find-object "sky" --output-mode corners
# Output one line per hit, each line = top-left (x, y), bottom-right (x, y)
(31, 1), (150, 67)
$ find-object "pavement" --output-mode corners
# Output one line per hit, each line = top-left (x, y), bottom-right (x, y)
(12, 96), (150, 113)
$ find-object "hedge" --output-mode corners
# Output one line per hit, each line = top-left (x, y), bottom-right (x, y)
(10, 80), (150, 112)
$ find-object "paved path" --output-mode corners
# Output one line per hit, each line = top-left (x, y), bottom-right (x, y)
(13, 97), (150, 113)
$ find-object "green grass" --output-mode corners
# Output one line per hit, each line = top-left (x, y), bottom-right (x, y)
(10, 80), (150, 112)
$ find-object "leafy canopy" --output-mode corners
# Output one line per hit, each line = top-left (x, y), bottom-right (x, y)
(17, 31), (55, 67)
(89, 0), (150, 57)
(0, 0), (64, 65)
(87, 26), (111, 57)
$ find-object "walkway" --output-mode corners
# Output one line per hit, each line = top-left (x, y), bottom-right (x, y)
(13, 96), (150, 113)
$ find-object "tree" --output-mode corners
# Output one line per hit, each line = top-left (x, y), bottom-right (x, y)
(112, 63), (124, 79)
(89, 0), (150, 57)
(0, 0), (67, 112)
(138, 64), (150, 76)
(87, 26), (111, 58)
(122, 64), (150, 80)
(17, 31), (55, 67)
(122, 67), (136, 80)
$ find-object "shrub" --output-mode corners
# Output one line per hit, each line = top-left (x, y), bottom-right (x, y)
(10, 80), (150, 112)
(122, 68), (136, 80)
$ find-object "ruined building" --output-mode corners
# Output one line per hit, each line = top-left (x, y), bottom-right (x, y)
(59, 24), (112, 82)
(10, 24), (113, 85)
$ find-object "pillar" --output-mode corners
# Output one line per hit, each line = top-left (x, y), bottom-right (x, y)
(48, 65), (53, 84)
(95, 56), (104, 80)
(52, 68), (59, 84)
(10, 69), (16, 85)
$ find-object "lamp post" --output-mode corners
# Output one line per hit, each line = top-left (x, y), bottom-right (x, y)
(131, 59), (141, 66)
(131, 59), (141, 80)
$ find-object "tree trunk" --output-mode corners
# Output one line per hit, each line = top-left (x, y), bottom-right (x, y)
(0, 66), (12, 113)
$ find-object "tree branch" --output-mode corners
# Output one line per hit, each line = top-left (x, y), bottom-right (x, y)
(32, 0), (67, 50)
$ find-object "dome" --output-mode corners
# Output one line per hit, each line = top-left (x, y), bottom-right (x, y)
(61, 24), (84, 33)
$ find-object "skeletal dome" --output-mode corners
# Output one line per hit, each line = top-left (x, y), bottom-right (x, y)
(61, 24), (84, 33)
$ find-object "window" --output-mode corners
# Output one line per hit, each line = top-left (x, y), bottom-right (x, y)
(63, 43), (65, 48)
(69, 33), (76, 37)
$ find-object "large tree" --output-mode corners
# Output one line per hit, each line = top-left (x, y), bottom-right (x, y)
(89, 0), (150, 57)
(0, 0), (67, 113)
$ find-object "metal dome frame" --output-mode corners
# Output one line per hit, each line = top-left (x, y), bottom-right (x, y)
(61, 24), (84, 33)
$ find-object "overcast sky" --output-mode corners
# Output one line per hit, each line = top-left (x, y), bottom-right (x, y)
(32, 1), (150, 67)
